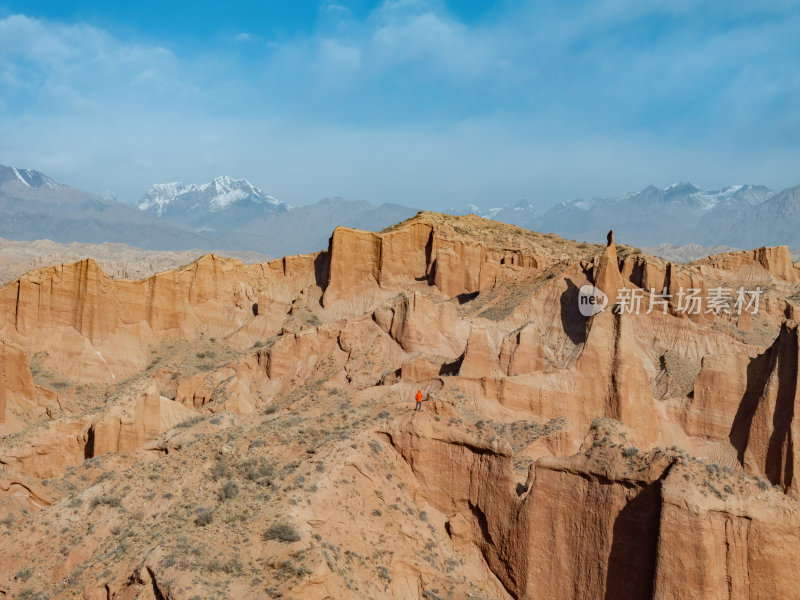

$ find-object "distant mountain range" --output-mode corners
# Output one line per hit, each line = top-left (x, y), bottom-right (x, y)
(0, 164), (210, 251)
(449, 199), (538, 230)
(137, 176), (288, 237)
(458, 182), (800, 250)
(534, 182), (778, 246)
(135, 175), (416, 255)
(0, 165), (417, 256)
(1, 163), (798, 257)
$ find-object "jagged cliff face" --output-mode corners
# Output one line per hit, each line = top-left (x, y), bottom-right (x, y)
(1, 211), (800, 599)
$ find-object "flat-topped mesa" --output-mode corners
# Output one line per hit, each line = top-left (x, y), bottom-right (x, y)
(696, 245), (799, 283)
(321, 212), (573, 307)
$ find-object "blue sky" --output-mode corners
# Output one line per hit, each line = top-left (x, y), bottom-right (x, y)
(0, 0), (797, 209)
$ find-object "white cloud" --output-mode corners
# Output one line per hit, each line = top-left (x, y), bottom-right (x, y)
(0, 4), (797, 210)
(0, 14), (184, 113)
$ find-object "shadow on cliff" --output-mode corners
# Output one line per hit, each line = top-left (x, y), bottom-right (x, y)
(766, 332), (797, 488)
(314, 250), (331, 305)
(604, 480), (661, 600)
(729, 326), (798, 488)
(729, 330), (798, 484)
(561, 279), (590, 346)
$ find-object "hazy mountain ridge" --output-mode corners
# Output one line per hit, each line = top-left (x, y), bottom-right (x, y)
(450, 198), (538, 229)
(137, 176), (419, 254)
(534, 182), (779, 246)
(0, 165), (417, 255)
(2, 164), (799, 254)
(0, 164), (216, 251)
(137, 175), (289, 236)
(453, 181), (799, 249)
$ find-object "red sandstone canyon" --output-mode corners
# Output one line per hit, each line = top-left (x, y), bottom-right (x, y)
(2, 211), (800, 599)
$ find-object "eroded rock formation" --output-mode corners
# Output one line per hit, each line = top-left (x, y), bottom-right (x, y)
(1, 212), (799, 599)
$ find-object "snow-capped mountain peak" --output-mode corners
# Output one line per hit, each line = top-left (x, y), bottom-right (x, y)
(137, 175), (289, 236)
(138, 182), (188, 215)
(138, 176), (287, 217)
(0, 164), (62, 190)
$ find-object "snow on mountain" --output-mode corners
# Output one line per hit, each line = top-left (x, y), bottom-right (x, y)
(537, 182), (777, 246)
(137, 175), (290, 237)
(548, 182), (772, 221)
(0, 165), (62, 190)
(138, 175), (287, 217)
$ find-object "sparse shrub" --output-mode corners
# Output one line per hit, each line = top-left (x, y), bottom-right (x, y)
(207, 557), (244, 575)
(263, 523), (301, 543)
(161, 554), (177, 569)
(238, 457), (275, 483)
(90, 495), (122, 510)
(280, 460), (300, 476)
(194, 508), (214, 527)
(622, 446), (639, 458)
(703, 479), (725, 499)
(14, 567), (33, 582)
(724, 484), (735, 495)
(419, 511), (428, 522)
(96, 471), (114, 483)
(176, 415), (204, 428)
(377, 565), (391, 581)
(369, 440), (383, 454)
(376, 410), (390, 419)
(757, 478), (770, 491)
(372, 509), (382, 517)
(210, 458), (232, 481)
(219, 480), (240, 501)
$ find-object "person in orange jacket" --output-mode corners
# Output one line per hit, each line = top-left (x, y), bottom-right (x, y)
(415, 389), (423, 411)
